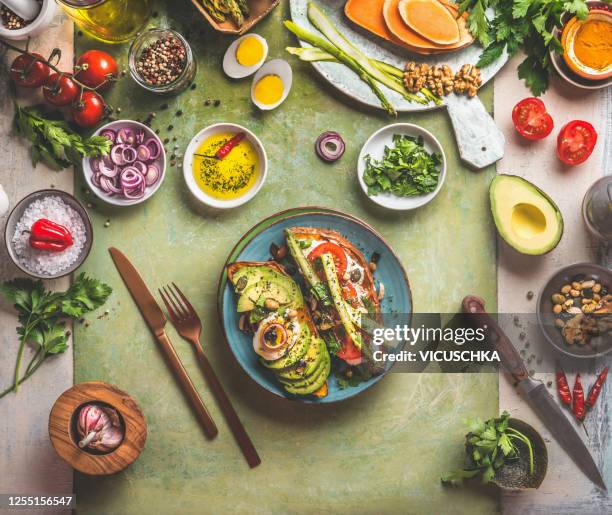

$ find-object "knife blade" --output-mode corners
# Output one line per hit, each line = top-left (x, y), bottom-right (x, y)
(109, 247), (218, 439)
(462, 295), (607, 492)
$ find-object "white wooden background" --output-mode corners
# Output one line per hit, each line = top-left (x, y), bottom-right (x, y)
(0, 18), (609, 515)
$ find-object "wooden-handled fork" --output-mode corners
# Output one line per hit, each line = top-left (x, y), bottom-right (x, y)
(159, 283), (261, 468)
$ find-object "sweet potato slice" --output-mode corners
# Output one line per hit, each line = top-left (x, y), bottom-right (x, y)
(398, 0), (460, 45)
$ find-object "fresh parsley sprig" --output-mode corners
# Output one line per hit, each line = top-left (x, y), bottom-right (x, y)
(441, 411), (534, 485)
(13, 104), (111, 171)
(0, 274), (112, 399)
(459, 0), (593, 96)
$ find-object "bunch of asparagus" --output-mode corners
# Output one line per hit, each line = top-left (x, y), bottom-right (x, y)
(285, 2), (441, 116)
(201, 0), (250, 27)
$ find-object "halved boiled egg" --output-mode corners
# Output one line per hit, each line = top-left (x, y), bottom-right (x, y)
(251, 59), (292, 111)
(223, 34), (268, 79)
(253, 314), (300, 361)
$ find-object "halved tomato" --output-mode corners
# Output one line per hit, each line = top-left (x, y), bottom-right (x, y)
(336, 331), (362, 365)
(557, 120), (597, 165)
(308, 242), (348, 279)
(512, 97), (554, 140)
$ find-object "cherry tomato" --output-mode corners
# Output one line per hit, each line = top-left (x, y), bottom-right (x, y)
(43, 73), (80, 107)
(10, 53), (50, 88)
(336, 331), (362, 365)
(71, 91), (105, 128)
(511, 97), (554, 140)
(75, 50), (118, 90)
(557, 120), (598, 165)
(308, 242), (348, 280)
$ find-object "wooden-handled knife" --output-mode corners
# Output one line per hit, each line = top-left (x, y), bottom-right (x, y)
(462, 295), (607, 492)
(109, 247), (218, 440)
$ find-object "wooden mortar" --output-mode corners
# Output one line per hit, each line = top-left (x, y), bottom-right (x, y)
(49, 381), (147, 475)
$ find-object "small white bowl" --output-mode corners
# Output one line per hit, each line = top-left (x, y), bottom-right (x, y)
(82, 120), (166, 207)
(0, 0), (57, 41)
(183, 123), (267, 209)
(357, 123), (447, 211)
(251, 59), (292, 111)
(223, 34), (268, 79)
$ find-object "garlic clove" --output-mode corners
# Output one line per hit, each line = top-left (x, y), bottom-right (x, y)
(76, 403), (124, 453)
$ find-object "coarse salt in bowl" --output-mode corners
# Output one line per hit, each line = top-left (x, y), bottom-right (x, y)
(4, 190), (93, 279)
(83, 120), (166, 206)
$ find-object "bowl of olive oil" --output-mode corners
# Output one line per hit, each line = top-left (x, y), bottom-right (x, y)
(183, 123), (268, 209)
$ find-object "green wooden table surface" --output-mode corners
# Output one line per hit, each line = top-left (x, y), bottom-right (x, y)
(74, 1), (498, 513)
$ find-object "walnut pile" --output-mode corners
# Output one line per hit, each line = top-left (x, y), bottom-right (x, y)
(403, 62), (482, 97)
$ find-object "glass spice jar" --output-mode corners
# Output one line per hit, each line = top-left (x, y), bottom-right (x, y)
(128, 28), (196, 95)
(56, 0), (152, 44)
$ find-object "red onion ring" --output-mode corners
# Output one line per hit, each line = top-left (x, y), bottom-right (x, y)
(117, 128), (135, 145)
(100, 175), (122, 194)
(99, 129), (116, 143)
(122, 146), (137, 164)
(132, 161), (148, 175)
(315, 131), (345, 162)
(145, 138), (161, 160)
(145, 164), (160, 186)
(137, 144), (151, 162)
(110, 145), (126, 166)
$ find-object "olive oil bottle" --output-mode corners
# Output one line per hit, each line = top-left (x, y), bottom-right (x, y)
(57, 0), (152, 44)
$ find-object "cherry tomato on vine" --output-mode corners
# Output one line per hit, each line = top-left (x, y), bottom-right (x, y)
(511, 97), (554, 140)
(10, 53), (51, 88)
(557, 120), (598, 165)
(75, 50), (118, 90)
(71, 91), (105, 128)
(43, 73), (80, 107)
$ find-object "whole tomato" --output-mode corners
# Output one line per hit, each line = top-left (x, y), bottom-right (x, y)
(10, 53), (51, 88)
(75, 50), (118, 90)
(43, 73), (80, 106)
(71, 91), (105, 128)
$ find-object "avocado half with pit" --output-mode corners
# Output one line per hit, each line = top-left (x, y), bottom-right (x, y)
(490, 175), (563, 256)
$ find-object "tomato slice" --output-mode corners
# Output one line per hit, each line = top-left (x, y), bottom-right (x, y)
(308, 242), (348, 280)
(336, 332), (362, 365)
(512, 97), (554, 140)
(557, 120), (598, 165)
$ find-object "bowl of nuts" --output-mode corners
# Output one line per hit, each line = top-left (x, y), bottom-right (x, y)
(537, 263), (612, 358)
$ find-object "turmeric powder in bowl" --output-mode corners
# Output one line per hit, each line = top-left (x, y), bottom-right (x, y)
(562, 9), (612, 80)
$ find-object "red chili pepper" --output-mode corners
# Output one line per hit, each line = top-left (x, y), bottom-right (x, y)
(572, 374), (586, 421)
(215, 132), (245, 160)
(556, 367), (572, 406)
(586, 367), (608, 409)
(29, 218), (73, 252)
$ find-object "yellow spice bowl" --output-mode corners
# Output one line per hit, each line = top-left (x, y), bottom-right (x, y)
(183, 123), (268, 209)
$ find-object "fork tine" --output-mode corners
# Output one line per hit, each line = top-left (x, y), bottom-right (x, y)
(172, 282), (197, 318)
(163, 285), (187, 320)
(167, 285), (189, 319)
(158, 287), (179, 324)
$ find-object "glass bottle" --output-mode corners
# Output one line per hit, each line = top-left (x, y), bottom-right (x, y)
(56, 0), (152, 44)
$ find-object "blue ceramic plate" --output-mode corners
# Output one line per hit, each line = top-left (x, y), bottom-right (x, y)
(218, 208), (412, 402)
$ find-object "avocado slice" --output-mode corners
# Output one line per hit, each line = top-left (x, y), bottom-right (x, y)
(231, 266), (304, 308)
(283, 353), (330, 396)
(278, 354), (327, 388)
(277, 337), (326, 381)
(236, 283), (264, 312)
(490, 175), (563, 255)
(260, 323), (311, 370)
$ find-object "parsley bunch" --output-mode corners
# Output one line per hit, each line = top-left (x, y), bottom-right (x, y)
(459, 0), (592, 96)
(0, 274), (112, 399)
(442, 411), (534, 485)
(13, 104), (111, 171)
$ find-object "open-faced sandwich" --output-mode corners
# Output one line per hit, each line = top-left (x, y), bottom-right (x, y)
(227, 261), (331, 398)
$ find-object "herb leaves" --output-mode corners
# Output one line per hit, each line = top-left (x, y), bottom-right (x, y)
(363, 134), (441, 198)
(0, 274), (112, 398)
(13, 104), (111, 171)
(459, 0), (590, 96)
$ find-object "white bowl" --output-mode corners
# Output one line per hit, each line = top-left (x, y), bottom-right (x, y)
(183, 123), (267, 209)
(82, 120), (166, 207)
(357, 123), (447, 211)
(0, 0), (57, 41)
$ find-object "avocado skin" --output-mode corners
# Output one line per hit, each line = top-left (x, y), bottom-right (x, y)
(260, 323), (311, 370)
(277, 337), (325, 381)
(282, 352), (331, 396)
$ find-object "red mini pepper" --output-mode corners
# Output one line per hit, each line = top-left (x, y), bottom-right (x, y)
(572, 374), (586, 422)
(215, 132), (245, 160)
(29, 218), (73, 252)
(586, 367), (608, 410)
(556, 367), (572, 406)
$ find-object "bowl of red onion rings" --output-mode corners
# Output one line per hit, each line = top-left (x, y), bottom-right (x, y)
(83, 120), (166, 206)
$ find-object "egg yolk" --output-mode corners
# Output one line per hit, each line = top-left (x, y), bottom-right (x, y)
(253, 75), (284, 105)
(236, 36), (264, 67)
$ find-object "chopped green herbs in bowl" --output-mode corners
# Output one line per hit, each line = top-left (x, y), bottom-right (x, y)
(358, 123), (446, 210)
